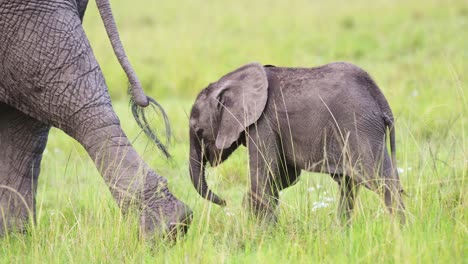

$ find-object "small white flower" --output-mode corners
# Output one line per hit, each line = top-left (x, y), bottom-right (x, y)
(224, 209), (235, 217)
(311, 201), (330, 211)
(311, 197), (335, 211)
(308, 185), (322, 192)
(398, 167), (412, 174)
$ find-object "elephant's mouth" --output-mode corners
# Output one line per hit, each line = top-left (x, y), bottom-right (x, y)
(207, 151), (222, 167)
(201, 141), (221, 167)
(206, 138), (243, 167)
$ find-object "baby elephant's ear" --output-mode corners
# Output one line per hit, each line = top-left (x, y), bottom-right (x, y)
(214, 63), (268, 149)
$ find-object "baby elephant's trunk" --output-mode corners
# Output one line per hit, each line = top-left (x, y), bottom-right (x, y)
(189, 128), (226, 206)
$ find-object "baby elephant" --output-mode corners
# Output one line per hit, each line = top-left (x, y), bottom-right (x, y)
(188, 62), (405, 223)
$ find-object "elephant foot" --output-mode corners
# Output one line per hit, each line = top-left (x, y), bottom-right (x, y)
(382, 183), (406, 225)
(139, 198), (193, 242)
(243, 192), (278, 224)
(164, 205), (193, 242)
(0, 201), (34, 235)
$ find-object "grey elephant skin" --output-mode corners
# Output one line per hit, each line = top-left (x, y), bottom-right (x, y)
(0, 0), (192, 238)
(188, 62), (405, 223)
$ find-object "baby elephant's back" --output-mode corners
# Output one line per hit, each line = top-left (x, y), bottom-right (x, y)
(263, 62), (392, 171)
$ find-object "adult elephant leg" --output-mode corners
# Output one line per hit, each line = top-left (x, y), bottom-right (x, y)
(0, 6), (191, 238)
(76, 0), (89, 22)
(73, 106), (192, 236)
(0, 103), (50, 233)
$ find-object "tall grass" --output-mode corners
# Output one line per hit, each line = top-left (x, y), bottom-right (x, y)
(1, 0), (466, 263)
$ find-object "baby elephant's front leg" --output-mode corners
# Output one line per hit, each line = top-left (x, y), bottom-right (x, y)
(243, 128), (281, 222)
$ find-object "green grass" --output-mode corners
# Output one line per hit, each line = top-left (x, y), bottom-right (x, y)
(1, 0), (467, 262)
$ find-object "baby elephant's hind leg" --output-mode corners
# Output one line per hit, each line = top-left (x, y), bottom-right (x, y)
(377, 153), (406, 224)
(334, 174), (360, 224)
(383, 184), (406, 224)
(0, 104), (50, 233)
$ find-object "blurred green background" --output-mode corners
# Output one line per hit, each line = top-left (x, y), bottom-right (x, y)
(85, 0), (466, 101)
(1, 0), (466, 262)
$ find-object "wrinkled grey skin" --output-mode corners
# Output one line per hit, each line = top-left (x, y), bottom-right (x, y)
(0, 0), (192, 238)
(189, 62), (405, 224)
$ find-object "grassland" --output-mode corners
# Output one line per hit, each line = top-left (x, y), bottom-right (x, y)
(1, 0), (466, 263)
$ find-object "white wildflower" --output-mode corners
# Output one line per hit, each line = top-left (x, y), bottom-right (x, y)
(311, 196), (334, 211)
(311, 201), (330, 211)
(224, 209), (235, 217)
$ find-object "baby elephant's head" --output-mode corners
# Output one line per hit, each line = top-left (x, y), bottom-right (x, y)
(188, 62), (269, 206)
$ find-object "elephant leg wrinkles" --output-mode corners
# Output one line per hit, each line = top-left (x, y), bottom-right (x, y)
(0, 6), (191, 236)
(0, 103), (50, 233)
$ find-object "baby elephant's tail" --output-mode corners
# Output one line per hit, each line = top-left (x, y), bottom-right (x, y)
(383, 114), (399, 183)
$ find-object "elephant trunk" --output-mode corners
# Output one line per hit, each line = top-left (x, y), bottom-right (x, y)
(189, 128), (226, 206)
(75, 112), (192, 237)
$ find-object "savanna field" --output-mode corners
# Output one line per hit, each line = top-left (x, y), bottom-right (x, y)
(1, 0), (466, 262)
